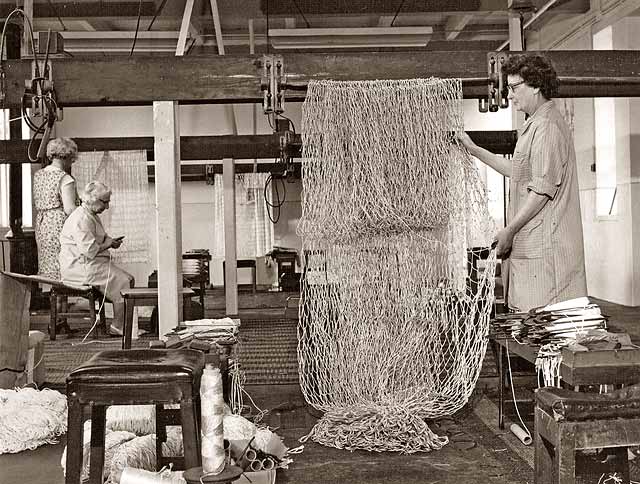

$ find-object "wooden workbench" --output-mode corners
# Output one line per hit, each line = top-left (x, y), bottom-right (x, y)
(491, 336), (640, 429)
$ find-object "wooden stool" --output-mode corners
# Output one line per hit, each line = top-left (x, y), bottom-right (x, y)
(535, 384), (640, 484)
(65, 349), (204, 484)
(120, 287), (195, 349)
(50, 283), (107, 341)
(0, 271), (106, 340)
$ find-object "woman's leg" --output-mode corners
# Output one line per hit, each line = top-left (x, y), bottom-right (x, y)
(103, 265), (135, 332)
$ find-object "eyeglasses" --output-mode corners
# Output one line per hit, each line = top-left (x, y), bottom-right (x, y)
(507, 80), (526, 93)
(99, 198), (110, 204)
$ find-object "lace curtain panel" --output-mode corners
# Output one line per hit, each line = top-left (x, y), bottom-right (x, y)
(72, 150), (151, 264)
(212, 173), (274, 258)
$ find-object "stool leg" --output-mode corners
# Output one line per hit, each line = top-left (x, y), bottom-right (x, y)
(99, 302), (107, 334)
(88, 405), (107, 484)
(183, 296), (191, 323)
(155, 404), (167, 471)
(49, 292), (58, 341)
(534, 408), (555, 484)
(65, 396), (84, 484)
(180, 400), (200, 470)
(555, 424), (576, 484)
(252, 266), (256, 293)
(123, 299), (134, 350)
(88, 293), (97, 334)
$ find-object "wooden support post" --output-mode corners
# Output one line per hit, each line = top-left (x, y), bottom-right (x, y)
(175, 0), (195, 56)
(508, 9), (526, 129)
(21, 0), (33, 59)
(153, 101), (183, 338)
(223, 157), (238, 316)
(5, 23), (23, 239)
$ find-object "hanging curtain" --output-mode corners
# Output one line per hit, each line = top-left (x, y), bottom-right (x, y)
(72, 150), (151, 264)
(212, 173), (274, 258)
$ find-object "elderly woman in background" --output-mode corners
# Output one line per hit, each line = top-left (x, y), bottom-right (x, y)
(33, 137), (78, 279)
(59, 181), (134, 336)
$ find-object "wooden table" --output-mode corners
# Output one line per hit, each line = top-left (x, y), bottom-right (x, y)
(492, 336), (640, 429)
(121, 287), (195, 350)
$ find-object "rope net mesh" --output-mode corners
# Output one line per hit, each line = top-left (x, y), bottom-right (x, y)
(297, 79), (497, 453)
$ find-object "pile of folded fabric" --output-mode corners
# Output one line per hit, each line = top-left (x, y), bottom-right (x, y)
(164, 317), (240, 347)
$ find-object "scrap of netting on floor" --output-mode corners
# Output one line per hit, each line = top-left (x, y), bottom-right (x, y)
(297, 78), (497, 453)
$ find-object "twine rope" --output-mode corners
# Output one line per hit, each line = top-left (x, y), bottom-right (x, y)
(297, 78), (497, 453)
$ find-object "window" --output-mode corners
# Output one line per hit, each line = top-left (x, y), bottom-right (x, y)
(0, 109), (33, 228)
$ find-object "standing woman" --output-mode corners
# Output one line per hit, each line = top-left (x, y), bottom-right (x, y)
(33, 137), (78, 279)
(459, 54), (586, 312)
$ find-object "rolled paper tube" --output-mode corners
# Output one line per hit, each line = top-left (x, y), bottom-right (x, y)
(250, 459), (263, 472)
(261, 458), (275, 471)
(509, 423), (532, 446)
(120, 467), (186, 484)
(200, 367), (226, 474)
(245, 448), (258, 462)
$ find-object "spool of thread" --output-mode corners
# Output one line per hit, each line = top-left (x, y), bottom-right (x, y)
(261, 458), (275, 471)
(510, 423), (532, 446)
(200, 365), (226, 474)
(120, 467), (186, 484)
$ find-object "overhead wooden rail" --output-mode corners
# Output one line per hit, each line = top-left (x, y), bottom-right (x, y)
(0, 130), (518, 166)
(1, 50), (639, 109)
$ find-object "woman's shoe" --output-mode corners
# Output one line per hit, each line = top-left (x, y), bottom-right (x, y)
(108, 327), (124, 337)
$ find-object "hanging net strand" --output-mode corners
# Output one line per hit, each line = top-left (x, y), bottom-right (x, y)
(297, 78), (497, 453)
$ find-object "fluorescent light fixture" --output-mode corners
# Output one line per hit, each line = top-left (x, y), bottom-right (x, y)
(56, 31), (182, 53)
(268, 27), (433, 49)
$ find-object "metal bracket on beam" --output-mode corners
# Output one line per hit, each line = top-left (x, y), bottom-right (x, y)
(24, 58), (61, 161)
(260, 54), (285, 115)
(484, 52), (510, 113)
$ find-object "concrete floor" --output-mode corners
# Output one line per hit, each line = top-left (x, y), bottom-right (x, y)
(1, 293), (638, 484)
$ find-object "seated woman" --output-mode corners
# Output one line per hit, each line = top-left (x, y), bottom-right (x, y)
(59, 181), (134, 336)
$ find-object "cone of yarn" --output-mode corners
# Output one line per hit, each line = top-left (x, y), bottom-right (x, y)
(200, 365), (225, 474)
(120, 467), (186, 484)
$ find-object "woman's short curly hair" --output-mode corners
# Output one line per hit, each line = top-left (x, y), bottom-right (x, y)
(81, 181), (111, 211)
(501, 54), (559, 99)
(46, 137), (78, 164)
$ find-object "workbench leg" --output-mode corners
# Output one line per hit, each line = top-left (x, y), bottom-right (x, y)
(498, 342), (504, 430)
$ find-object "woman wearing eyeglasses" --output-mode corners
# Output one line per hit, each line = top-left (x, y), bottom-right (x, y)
(459, 53), (586, 312)
(59, 181), (135, 336)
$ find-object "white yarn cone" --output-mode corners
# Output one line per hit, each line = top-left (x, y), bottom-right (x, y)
(200, 365), (225, 474)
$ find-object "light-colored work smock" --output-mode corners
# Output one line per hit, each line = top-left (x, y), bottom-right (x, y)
(59, 205), (133, 304)
(506, 100), (587, 311)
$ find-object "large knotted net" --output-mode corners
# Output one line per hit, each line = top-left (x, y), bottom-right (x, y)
(297, 79), (497, 453)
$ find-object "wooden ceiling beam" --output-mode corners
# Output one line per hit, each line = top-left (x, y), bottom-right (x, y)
(0, 130), (517, 164)
(259, 0), (507, 15)
(0, 2), (157, 18)
(1, 50), (638, 109)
